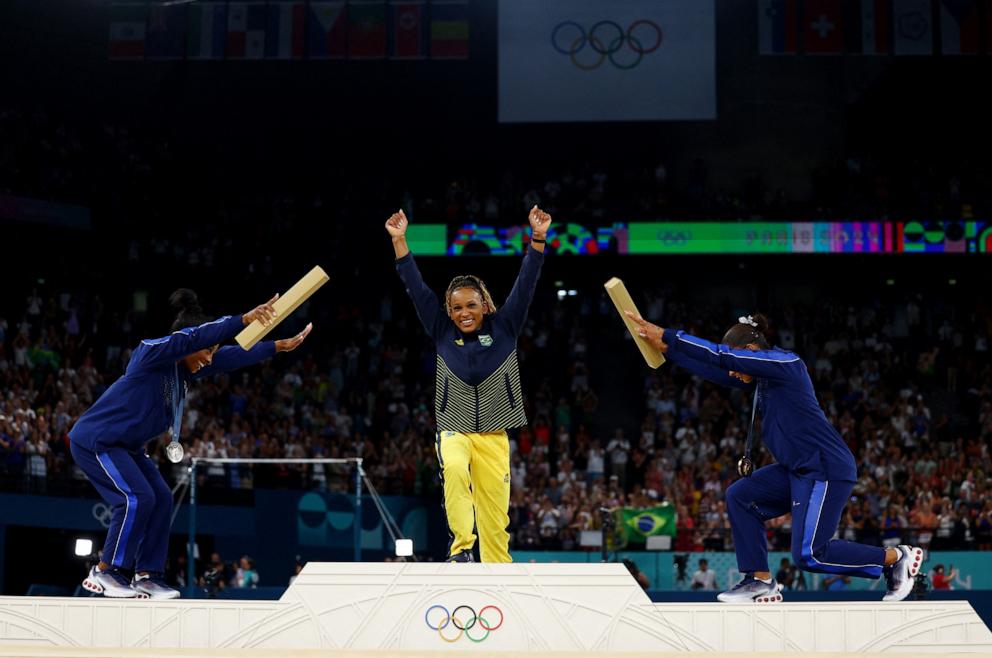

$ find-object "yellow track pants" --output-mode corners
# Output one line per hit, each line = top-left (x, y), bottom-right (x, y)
(435, 430), (512, 563)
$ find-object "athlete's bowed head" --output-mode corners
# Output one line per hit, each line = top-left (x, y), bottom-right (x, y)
(721, 313), (772, 383)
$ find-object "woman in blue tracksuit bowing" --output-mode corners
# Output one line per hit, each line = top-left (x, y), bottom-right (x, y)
(69, 289), (312, 599)
(627, 311), (922, 603)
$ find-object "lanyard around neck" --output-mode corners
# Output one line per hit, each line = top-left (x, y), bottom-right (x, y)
(172, 364), (185, 441)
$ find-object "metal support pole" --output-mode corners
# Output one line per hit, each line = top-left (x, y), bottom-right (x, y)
(354, 459), (362, 562)
(186, 461), (197, 598)
(599, 507), (614, 563)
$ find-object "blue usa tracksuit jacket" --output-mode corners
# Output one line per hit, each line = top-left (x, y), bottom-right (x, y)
(663, 329), (886, 578)
(69, 315), (274, 573)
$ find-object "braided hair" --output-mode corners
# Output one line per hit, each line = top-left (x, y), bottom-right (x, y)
(444, 275), (497, 315)
(722, 312), (771, 349)
(169, 288), (211, 332)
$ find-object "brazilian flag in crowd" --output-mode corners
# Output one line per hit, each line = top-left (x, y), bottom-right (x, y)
(616, 504), (676, 544)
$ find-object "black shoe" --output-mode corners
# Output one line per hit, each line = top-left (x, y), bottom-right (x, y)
(448, 552), (474, 563)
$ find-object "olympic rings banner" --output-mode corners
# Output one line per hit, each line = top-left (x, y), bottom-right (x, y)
(498, 0), (715, 122)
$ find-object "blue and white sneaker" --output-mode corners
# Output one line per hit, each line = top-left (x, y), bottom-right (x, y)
(133, 572), (181, 600)
(717, 575), (783, 604)
(82, 565), (138, 598)
(883, 545), (924, 602)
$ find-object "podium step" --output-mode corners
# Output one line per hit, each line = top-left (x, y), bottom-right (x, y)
(0, 562), (988, 654)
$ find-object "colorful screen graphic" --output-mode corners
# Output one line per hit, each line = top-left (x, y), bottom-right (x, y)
(405, 221), (992, 256)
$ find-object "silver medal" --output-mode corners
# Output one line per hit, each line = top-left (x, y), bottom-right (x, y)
(166, 441), (184, 463)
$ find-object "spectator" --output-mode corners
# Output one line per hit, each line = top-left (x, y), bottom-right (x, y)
(200, 553), (227, 597)
(235, 555), (259, 588)
(606, 429), (630, 488)
(690, 558), (717, 590)
(822, 575), (851, 591)
(931, 564), (956, 590)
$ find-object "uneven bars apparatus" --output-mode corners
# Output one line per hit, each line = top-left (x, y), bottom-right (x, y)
(185, 457), (363, 598)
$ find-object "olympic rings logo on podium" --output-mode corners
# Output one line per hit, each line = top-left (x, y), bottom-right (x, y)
(425, 604), (504, 643)
(551, 20), (663, 70)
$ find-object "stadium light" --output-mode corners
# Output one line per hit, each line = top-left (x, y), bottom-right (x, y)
(74, 538), (93, 557)
(394, 539), (413, 557)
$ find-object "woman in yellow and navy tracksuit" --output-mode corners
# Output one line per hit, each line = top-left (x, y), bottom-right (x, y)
(385, 206), (550, 563)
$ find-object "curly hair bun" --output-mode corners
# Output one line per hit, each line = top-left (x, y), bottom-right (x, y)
(749, 312), (770, 334)
(169, 288), (202, 314)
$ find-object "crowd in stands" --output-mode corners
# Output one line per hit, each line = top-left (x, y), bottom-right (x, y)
(3, 104), (992, 559)
(2, 266), (990, 555)
(4, 105), (991, 224)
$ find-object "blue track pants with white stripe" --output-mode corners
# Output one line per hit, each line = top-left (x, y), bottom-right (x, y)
(70, 442), (172, 573)
(726, 464), (886, 578)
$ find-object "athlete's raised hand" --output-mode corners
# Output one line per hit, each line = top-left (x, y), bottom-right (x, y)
(528, 205), (552, 240)
(385, 209), (409, 238)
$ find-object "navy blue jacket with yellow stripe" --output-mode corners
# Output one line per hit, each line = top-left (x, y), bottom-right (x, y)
(396, 246), (544, 433)
(69, 315), (275, 452)
(662, 328), (857, 482)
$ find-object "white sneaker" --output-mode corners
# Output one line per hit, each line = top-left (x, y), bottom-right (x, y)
(82, 566), (138, 598)
(717, 576), (783, 604)
(132, 572), (181, 599)
(883, 545), (923, 602)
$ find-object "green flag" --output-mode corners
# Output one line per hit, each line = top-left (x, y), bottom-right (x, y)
(616, 504), (676, 544)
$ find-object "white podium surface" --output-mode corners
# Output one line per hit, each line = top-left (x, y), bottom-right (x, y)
(0, 562), (989, 654)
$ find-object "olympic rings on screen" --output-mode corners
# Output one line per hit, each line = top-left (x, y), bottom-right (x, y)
(425, 604), (505, 643)
(551, 19), (663, 70)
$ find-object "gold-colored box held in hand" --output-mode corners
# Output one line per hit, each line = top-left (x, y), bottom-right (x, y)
(604, 277), (665, 369)
(236, 266), (329, 350)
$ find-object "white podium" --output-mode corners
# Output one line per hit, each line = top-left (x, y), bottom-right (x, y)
(0, 562), (989, 654)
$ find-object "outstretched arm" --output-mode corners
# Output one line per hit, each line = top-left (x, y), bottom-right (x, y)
(387, 209), (447, 339)
(664, 329), (801, 381)
(499, 206), (550, 336)
(624, 312), (753, 389)
(134, 296), (278, 369)
(664, 340), (755, 390)
(193, 323), (312, 380)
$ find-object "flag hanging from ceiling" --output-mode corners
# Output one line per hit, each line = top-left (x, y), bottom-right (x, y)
(349, 0), (388, 59)
(430, 0), (469, 58)
(803, 0), (844, 53)
(146, 2), (186, 59)
(855, 0), (893, 54)
(893, 0), (934, 54)
(939, 0), (982, 54)
(187, 2), (226, 59)
(758, 0), (799, 54)
(266, 1), (306, 59)
(109, 3), (147, 60)
(228, 2), (267, 59)
(308, 1), (348, 59)
(390, 1), (427, 59)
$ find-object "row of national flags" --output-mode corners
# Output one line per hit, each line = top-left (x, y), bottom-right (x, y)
(109, 0), (469, 60)
(759, 0), (992, 54)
